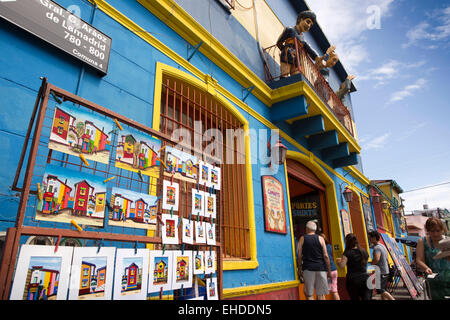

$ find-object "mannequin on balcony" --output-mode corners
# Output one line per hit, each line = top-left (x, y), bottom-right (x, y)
(277, 10), (320, 78)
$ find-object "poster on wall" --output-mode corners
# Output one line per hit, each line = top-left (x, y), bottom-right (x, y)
(164, 146), (198, 182)
(115, 128), (161, 177)
(109, 187), (158, 230)
(36, 164), (106, 227)
(68, 247), (116, 300)
(10, 245), (74, 300)
(261, 176), (287, 234)
(361, 195), (375, 233)
(148, 250), (173, 293)
(340, 209), (352, 236)
(48, 103), (113, 164)
(113, 249), (149, 300)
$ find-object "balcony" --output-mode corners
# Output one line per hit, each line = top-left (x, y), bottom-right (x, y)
(263, 38), (355, 138)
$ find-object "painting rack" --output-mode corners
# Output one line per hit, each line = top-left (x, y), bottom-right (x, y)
(0, 78), (223, 300)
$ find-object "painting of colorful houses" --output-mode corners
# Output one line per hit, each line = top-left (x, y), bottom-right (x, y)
(109, 187), (158, 230)
(36, 164), (106, 227)
(48, 103), (113, 164)
(22, 256), (61, 300)
(120, 258), (143, 296)
(78, 257), (108, 300)
(172, 251), (192, 290)
(164, 146), (198, 182)
(115, 129), (161, 177)
(148, 250), (173, 293)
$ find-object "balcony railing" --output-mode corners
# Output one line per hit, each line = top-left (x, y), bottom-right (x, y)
(263, 39), (354, 137)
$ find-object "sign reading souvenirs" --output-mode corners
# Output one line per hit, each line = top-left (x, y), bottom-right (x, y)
(0, 0), (111, 75)
(261, 176), (287, 234)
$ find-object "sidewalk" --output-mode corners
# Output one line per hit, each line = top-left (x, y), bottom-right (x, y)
(371, 279), (427, 300)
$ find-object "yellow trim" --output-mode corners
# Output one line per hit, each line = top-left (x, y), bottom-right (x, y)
(152, 62), (258, 270)
(284, 164), (298, 281)
(223, 280), (299, 299)
(285, 150), (346, 277)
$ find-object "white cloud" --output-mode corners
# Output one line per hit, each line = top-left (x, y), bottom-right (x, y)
(362, 132), (391, 151)
(402, 183), (450, 212)
(358, 59), (426, 85)
(387, 78), (426, 104)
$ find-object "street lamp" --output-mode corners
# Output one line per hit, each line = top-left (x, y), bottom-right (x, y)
(343, 187), (353, 203)
(268, 138), (288, 167)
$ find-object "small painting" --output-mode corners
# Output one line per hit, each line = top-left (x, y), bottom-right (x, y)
(195, 221), (206, 244)
(204, 250), (216, 275)
(113, 249), (149, 300)
(191, 189), (205, 217)
(206, 277), (218, 300)
(162, 180), (179, 212)
(115, 128), (161, 177)
(148, 250), (173, 293)
(164, 146), (198, 182)
(193, 251), (204, 275)
(205, 193), (216, 219)
(109, 187), (158, 230)
(36, 164), (106, 227)
(198, 161), (210, 187)
(172, 251), (193, 290)
(209, 165), (221, 191)
(10, 245), (73, 300)
(69, 247), (115, 300)
(206, 222), (216, 246)
(182, 218), (194, 245)
(161, 214), (179, 245)
(261, 176), (287, 234)
(48, 103), (113, 164)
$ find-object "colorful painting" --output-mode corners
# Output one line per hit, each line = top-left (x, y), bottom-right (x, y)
(36, 164), (106, 227)
(261, 176), (287, 234)
(206, 222), (216, 246)
(10, 245), (73, 300)
(205, 193), (216, 220)
(206, 277), (218, 300)
(164, 146), (198, 182)
(204, 250), (216, 275)
(172, 251), (193, 290)
(191, 189), (205, 217)
(182, 218), (194, 245)
(109, 187), (158, 230)
(148, 250), (173, 293)
(115, 128), (161, 176)
(162, 180), (179, 211)
(69, 247), (115, 300)
(48, 103), (113, 164)
(161, 214), (179, 245)
(195, 221), (206, 244)
(113, 249), (149, 300)
(209, 165), (221, 191)
(193, 251), (204, 275)
(198, 161), (210, 186)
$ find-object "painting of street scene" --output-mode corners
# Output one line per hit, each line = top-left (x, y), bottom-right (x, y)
(164, 146), (198, 182)
(115, 129), (161, 177)
(109, 187), (158, 230)
(120, 257), (143, 296)
(21, 256), (62, 300)
(36, 164), (106, 227)
(78, 257), (107, 300)
(48, 103), (113, 164)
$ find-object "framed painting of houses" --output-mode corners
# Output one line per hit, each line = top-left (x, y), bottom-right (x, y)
(191, 189), (205, 217)
(193, 251), (204, 275)
(68, 247), (116, 300)
(109, 187), (158, 230)
(161, 213), (179, 245)
(164, 146), (198, 183)
(208, 164), (221, 191)
(204, 250), (216, 275)
(182, 218), (194, 245)
(206, 277), (218, 300)
(148, 250), (173, 293)
(115, 128), (162, 177)
(36, 164), (106, 227)
(162, 180), (179, 212)
(206, 222), (216, 246)
(48, 103), (113, 165)
(195, 221), (206, 244)
(172, 250), (193, 290)
(10, 245), (74, 300)
(261, 176), (287, 234)
(113, 249), (149, 300)
(205, 192), (216, 219)
(198, 161), (210, 187)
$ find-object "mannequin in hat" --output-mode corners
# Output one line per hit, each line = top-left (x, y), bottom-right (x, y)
(276, 10), (335, 78)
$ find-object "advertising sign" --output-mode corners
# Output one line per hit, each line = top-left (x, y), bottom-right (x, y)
(262, 176), (287, 234)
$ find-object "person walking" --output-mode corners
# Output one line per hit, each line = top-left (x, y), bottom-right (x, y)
(297, 220), (331, 300)
(368, 231), (395, 300)
(319, 233), (340, 300)
(336, 233), (372, 300)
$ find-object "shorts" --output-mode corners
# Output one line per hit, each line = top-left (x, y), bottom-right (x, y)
(303, 270), (329, 297)
(328, 270), (338, 293)
(376, 274), (389, 294)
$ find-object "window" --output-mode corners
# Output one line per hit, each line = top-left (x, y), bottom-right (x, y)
(160, 75), (250, 259)
(58, 116), (65, 125)
(79, 187), (86, 196)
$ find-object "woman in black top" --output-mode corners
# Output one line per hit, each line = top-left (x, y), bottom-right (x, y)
(336, 233), (372, 300)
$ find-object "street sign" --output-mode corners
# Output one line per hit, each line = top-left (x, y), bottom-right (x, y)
(0, 0), (111, 75)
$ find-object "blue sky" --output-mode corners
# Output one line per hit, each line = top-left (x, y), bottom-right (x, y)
(305, 0), (450, 212)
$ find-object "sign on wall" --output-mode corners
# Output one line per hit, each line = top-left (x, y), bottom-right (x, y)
(0, 0), (111, 75)
(262, 176), (287, 234)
